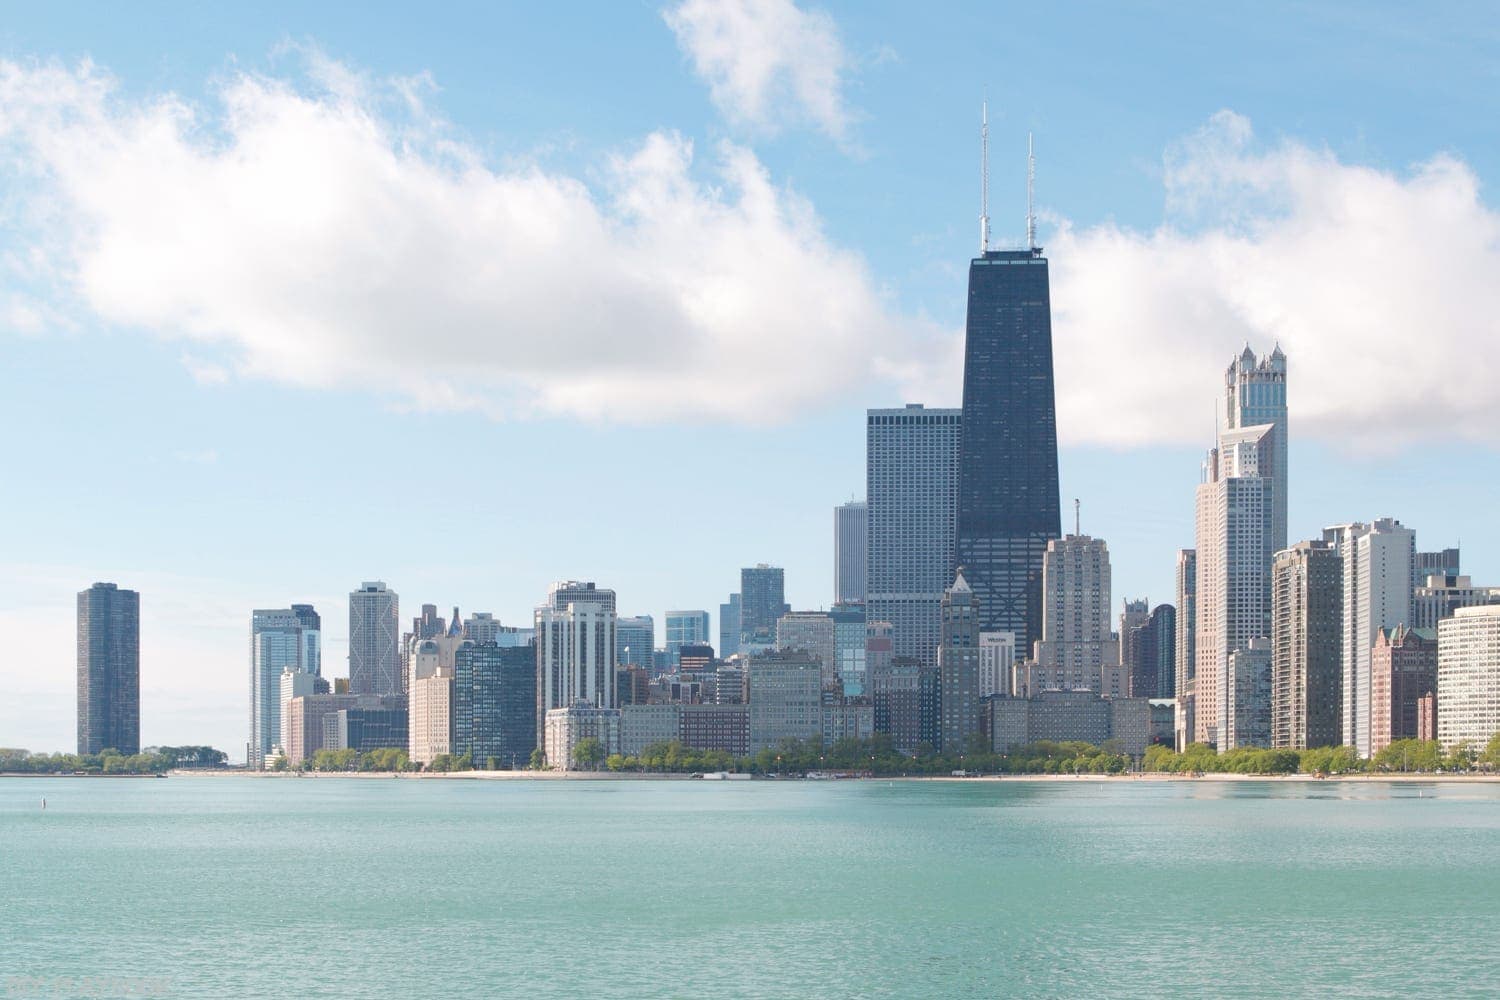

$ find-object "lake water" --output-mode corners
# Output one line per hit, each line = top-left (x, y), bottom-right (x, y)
(3, 776), (1498, 998)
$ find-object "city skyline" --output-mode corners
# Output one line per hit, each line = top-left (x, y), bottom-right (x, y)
(4, 2), (1498, 756)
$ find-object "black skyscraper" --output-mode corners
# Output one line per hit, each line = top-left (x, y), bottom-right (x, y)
(77, 582), (140, 754)
(955, 247), (1061, 651)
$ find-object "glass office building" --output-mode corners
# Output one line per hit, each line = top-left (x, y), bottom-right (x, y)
(955, 248), (1061, 651)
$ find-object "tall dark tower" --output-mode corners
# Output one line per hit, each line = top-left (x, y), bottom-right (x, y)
(77, 582), (141, 755)
(955, 125), (1061, 652)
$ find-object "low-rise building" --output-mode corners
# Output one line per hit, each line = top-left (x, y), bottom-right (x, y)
(984, 691), (1154, 756)
(620, 703), (681, 757)
(544, 702), (622, 770)
(679, 703), (749, 756)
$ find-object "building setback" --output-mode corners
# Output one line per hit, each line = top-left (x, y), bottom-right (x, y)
(866, 404), (962, 668)
(1271, 540), (1343, 750)
(77, 582), (140, 756)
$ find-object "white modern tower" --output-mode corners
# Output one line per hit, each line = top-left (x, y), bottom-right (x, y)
(1194, 424), (1276, 748)
(535, 581), (618, 746)
(1325, 518), (1415, 757)
(349, 582), (400, 697)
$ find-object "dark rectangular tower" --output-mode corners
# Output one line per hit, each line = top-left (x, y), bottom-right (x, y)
(955, 247), (1061, 653)
(77, 581), (140, 755)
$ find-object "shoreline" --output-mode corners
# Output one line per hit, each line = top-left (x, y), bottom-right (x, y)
(6, 770), (1496, 783)
(119, 769), (1500, 783)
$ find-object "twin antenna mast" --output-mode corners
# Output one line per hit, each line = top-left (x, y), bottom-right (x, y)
(979, 102), (1037, 253)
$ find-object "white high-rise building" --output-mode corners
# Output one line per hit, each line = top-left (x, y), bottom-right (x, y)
(1225, 346), (1288, 555)
(535, 582), (617, 746)
(1436, 605), (1500, 750)
(1326, 518), (1415, 757)
(866, 404), (961, 668)
(349, 582), (400, 696)
(1194, 424), (1276, 748)
(834, 500), (868, 605)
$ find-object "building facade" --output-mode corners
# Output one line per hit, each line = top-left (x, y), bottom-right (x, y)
(1224, 346), (1289, 556)
(776, 611), (837, 687)
(1225, 638), (1272, 750)
(454, 642), (536, 768)
(1194, 423), (1276, 748)
(739, 565), (788, 651)
(955, 247), (1061, 653)
(1328, 518), (1415, 756)
(1175, 549), (1197, 750)
(349, 581), (400, 696)
(544, 702), (622, 769)
(978, 631), (1016, 699)
(615, 615), (655, 671)
(77, 582), (140, 756)
(1370, 626), (1438, 756)
(250, 606), (322, 768)
(747, 652), (822, 753)
(535, 583), (618, 748)
(1271, 540), (1343, 749)
(665, 611), (711, 665)
(834, 500), (868, 605)
(1125, 604), (1175, 700)
(829, 603), (868, 693)
(719, 593), (741, 660)
(937, 571), (981, 752)
(1034, 534), (1118, 691)
(866, 404), (962, 668)
(1436, 606), (1500, 750)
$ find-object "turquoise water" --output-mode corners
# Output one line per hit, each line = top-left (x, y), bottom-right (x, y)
(3, 777), (1498, 999)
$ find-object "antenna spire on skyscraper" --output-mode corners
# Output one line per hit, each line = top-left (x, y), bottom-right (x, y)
(1027, 132), (1036, 251)
(980, 101), (990, 253)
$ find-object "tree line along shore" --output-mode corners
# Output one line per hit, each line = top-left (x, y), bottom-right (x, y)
(8, 736), (1500, 779)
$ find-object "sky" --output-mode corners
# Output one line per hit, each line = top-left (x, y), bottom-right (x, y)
(2, 1), (1498, 759)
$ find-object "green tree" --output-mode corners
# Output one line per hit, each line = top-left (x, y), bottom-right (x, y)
(572, 737), (605, 770)
(1481, 733), (1500, 769)
(529, 747), (546, 770)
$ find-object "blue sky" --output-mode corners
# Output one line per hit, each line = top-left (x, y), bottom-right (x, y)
(2, 2), (1497, 757)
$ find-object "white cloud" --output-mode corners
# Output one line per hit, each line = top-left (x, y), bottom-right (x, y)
(0, 56), (932, 425)
(663, 0), (854, 142)
(1050, 111), (1500, 449)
